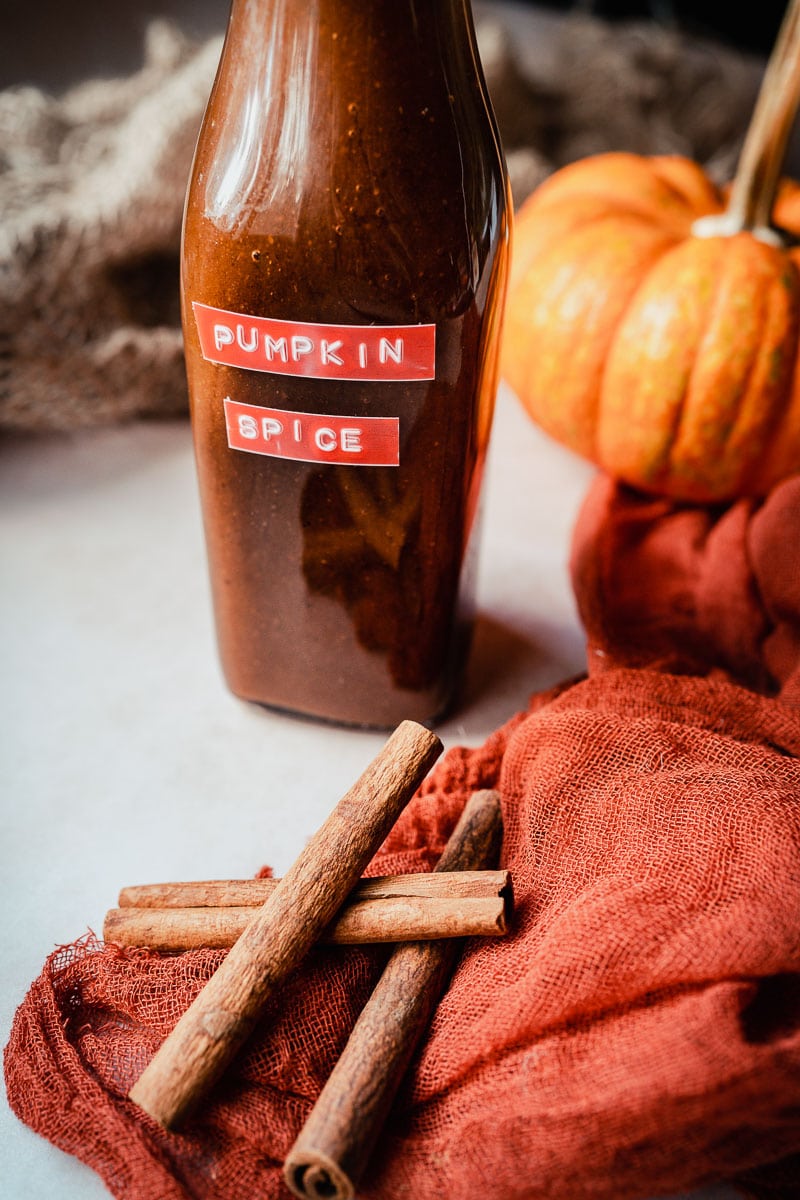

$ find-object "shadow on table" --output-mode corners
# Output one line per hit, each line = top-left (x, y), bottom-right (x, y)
(459, 609), (586, 723)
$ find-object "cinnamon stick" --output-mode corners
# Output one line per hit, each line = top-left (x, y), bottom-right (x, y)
(283, 788), (504, 1200)
(104, 891), (509, 951)
(127, 720), (442, 1129)
(117, 868), (510, 909)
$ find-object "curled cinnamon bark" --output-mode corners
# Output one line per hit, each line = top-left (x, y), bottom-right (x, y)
(105, 874), (511, 951)
(284, 788), (505, 1200)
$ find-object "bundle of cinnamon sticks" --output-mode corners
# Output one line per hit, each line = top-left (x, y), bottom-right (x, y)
(105, 869), (511, 951)
(116, 721), (511, 1200)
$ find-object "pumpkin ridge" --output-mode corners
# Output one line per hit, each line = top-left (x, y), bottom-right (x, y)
(594, 247), (679, 466)
(506, 216), (678, 461)
(734, 255), (800, 493)
(751, 253), (800, 488)
(508, 200), (666, 292)
(648, 156), (725, 219)
(668, 241), (764, 495)
(525, 154), (706, 236)
(597, 236), (717, 488)
(535, 192), (696, 240)
(669, 237), (800, 498)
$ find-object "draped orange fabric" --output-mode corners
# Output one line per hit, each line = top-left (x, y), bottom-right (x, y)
(5, 474), (800, 1199)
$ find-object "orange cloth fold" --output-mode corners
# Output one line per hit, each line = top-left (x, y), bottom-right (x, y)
(570, 473), (800, 703)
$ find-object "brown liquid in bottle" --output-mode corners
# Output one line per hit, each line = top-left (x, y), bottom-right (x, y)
(182, 0), (511, 728)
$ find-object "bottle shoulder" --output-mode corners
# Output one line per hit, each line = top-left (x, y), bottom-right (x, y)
(188, 82), (505, 228)
(183, 171), (508, 326)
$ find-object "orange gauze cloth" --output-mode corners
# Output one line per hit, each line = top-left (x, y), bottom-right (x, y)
(571, 472), (800, 703)
(5, 476), (800, 1200)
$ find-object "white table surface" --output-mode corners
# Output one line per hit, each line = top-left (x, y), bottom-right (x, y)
(0, 384), (741, 1199)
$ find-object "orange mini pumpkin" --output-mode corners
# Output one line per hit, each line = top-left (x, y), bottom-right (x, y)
(502, 7), (800, 502)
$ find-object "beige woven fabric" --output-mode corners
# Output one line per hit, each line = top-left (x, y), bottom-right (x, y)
(0, 13), (763, 432)
(0, 23), (221, 433)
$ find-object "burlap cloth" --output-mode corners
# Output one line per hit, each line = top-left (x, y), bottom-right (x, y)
(0, 12), (764, 432)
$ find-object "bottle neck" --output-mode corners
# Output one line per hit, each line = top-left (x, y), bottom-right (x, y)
(219, 0), (477, 92)
(226, 0), (470, 38)
(221, 0), (487, 97)
(204, 0), (489, 237)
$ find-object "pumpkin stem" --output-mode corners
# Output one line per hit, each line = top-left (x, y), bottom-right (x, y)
(692, 0), (800, 245)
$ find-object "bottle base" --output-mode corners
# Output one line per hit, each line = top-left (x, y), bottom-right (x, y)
(227, 675), (458, 732)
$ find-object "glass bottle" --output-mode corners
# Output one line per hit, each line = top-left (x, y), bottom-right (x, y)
(181, 0), (511, 728)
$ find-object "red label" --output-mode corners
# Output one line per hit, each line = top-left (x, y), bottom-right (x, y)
(194, 302), (435, 381)
(224, 398), (400, 466)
